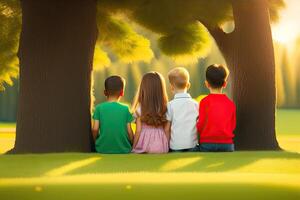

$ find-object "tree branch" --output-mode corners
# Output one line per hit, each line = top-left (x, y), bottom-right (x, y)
(205, 24), (229, 50)
(202, 22), (233, 65)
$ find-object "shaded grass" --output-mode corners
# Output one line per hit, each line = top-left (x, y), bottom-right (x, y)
(1, 184), (299, 200)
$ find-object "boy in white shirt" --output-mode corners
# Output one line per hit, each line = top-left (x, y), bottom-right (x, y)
(165, 67), (199, 152)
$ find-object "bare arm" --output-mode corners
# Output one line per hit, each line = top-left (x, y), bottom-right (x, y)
(133, 118), (142, 148)
(164, 121), (171, 141)
(127, 123), (134, 144)
(92, 120), (100, 141)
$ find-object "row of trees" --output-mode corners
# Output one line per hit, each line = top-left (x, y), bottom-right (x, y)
(275, 38), (300, 108)
(0, 79), (18, 121)
(3, 38), (300, 122)
(94, 38), (300, 108)
(0, 0), (285, 152)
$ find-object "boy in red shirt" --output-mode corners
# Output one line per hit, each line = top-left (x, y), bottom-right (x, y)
(196, 64), (236, 152)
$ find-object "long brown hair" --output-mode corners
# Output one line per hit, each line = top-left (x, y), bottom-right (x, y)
(132, 72), (168, 127)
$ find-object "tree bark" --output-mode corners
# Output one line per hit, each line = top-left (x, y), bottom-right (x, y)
(206, 0), (280, 150)
(12, 0), (97, 153)
(229, 0), (279, 150)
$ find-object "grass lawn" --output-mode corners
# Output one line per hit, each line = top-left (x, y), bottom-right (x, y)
(0, 109), (299, 200)
(0, 122), (16, 129)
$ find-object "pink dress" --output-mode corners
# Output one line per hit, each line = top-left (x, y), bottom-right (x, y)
(132, 107), (169, 154)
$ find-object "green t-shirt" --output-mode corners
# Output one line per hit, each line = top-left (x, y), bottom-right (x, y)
(93, 102), (134, 154)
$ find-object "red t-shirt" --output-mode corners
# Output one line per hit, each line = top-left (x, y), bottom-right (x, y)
(196, 94), (236, 144)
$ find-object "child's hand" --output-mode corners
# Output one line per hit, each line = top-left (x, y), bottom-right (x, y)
(92, 120), (100, 141)
(164, 121), (171, 141)
(127, 123), (134, 144)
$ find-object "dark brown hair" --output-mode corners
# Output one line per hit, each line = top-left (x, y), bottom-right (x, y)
(206, 64), (229, 88)
(132, 72), (168, 127)
(104, 75), (125, 97)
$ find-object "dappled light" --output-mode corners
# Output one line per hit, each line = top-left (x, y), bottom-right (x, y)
(206, 162), (225, 169)
(160, 157), (202, 171)
(45, 157), (102, 177)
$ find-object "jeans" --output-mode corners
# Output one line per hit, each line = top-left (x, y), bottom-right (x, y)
(170, 146), (199, 152)
(199, 143), (234, 152)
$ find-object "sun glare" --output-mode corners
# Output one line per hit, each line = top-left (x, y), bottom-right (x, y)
(272, 26), (298, 45)
(271, 0), (300, 46)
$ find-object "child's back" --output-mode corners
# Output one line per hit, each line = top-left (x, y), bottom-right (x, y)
(132, 106), (169, 153)
(167, 93), (198, 150)
(197, 94), (235, 144)
(92, 76), (134, 154)
(131, 72), (169, 154)
(93, 102), (133, 153)
(196, 64), (236, 152)
(166, 67), (199, 152)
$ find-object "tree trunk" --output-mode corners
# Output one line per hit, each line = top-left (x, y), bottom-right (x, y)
(228, 0), (279, 150)
(12, 0), (97, 153)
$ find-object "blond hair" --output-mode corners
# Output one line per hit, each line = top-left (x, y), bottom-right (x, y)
(168, 67), (190, 89)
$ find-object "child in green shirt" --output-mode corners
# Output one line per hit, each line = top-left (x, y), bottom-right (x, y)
(92, 76), (134, 154)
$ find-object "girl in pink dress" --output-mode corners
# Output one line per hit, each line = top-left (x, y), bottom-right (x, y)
(132, 72), (169, 153)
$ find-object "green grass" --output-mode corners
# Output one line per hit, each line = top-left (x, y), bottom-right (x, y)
(0, 109), (300, 200)
(276, 109), (300, 134)
(0, 152), (300, 200)
(0, 122), (16, 129)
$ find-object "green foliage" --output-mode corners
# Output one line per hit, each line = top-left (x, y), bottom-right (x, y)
(0, 0), (20, 90)
(97, 0), (284, 64)
(102, 18), (153, 63)
(0, 0), (286, 89)
(158, 22), (212, 64)
(134, 0), (230, 62)
(98, 0), (232, 63)
(93, 45), (111, 69)
(98, 0), (231, 29)
(96, 9), (153, 64)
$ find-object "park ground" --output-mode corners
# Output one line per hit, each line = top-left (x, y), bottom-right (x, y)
(0, 109), (299, 200)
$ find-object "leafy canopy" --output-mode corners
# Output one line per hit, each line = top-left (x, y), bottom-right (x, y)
(0, 0), (20, 90)
(0, 0), (284, 89)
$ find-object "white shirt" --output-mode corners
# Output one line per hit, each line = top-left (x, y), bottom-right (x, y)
(166, 92), (199, 150)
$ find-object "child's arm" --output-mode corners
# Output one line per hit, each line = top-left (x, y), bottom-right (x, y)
(127, 123), (134, 144)
(92, 120), (100, 141)
(133, 118), (142, 148)
(164, 121), (171, 141)
(165, 103), (172, 141)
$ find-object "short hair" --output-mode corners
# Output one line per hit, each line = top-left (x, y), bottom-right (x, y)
(168, 67), (190, 89)
(104, 75), (125, 96)
(206, 64), (229, 88)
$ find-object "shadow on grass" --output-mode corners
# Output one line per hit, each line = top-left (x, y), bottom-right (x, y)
(0, 150), (299, 178)
(69, 151), (300, 175)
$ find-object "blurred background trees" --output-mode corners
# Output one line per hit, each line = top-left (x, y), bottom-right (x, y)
(2, 33), (300, 121)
